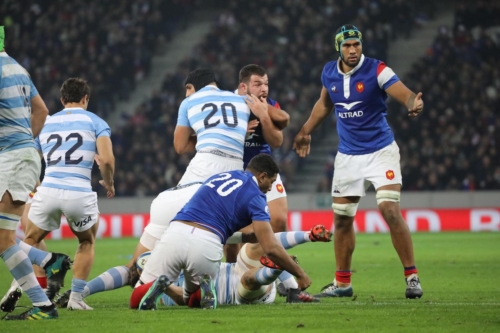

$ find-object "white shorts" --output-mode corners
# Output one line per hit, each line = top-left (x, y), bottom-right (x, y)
(0, 147), (40, 202)
(140, 182), (202, 249)
(178, 152), (243, 185)
(332, 141), (402, 197)
(266, 173), (287, 202)
(28, 187), (99, 233)
(140, 222), (223, 294)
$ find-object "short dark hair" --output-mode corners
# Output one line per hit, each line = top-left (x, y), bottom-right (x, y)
(60, 78), (91, 104)
(185, 68), (217, 91)
(128, 261), (140, 288)
(239, 64), (267, 83)
(246, 154), (280, 176)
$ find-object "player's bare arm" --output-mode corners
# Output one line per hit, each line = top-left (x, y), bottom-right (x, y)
(252, 221), (311, 290)
(245, 94), (283, 148)
(96, 136), (115, 198)
(173, 125), (196, 154)
(293, 86), (334, 157)
(385, 81), (424, 117)
(267, 105), (290, 129)
(30, 94), (49, 137)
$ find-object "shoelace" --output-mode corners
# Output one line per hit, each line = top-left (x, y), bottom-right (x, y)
(407, 278), (420, 288)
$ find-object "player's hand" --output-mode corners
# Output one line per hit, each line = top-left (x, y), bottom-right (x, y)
(408, 92), (423, 117)
(99, 180), (115, 199)
(94, 154), (101, 166)
(245, 94), (268, 119)
(296, 273), (312, 290)
(246, 119), (259, 138)
(293, 132), (311, 158)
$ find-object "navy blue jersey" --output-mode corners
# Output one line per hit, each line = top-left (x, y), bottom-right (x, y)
(173, 170), (270, 243)
(321, 55), (399, 155)
(243, 97), (280, 168)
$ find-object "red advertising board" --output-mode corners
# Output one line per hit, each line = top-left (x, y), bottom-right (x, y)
(16, 209), (500, 240)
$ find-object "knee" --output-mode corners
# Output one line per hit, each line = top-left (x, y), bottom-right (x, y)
(379, 202), (402, 224)
(334, 214), (354, 230)
(332, 202), (358, 229)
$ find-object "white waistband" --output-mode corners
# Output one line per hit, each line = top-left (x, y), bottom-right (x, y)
(169, 221), (222, 243)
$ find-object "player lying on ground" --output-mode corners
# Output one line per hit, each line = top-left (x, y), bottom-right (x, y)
(129, 224), (332, 309)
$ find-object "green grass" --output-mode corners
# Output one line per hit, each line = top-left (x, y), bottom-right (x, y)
(1, 233), (500, 332)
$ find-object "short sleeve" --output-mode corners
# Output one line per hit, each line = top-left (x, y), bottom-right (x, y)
(177, 99), (190, 127)
(29, 79), (39, 99)
(376, 62), (400, 90)
(247, 195), (270, 222)
(88, 113), (111, 138)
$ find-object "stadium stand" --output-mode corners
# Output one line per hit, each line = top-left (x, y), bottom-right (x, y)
(1, 0), (193, 120)
(101, 0), (435, 196)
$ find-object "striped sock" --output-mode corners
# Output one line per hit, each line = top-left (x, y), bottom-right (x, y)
(277, 271), (299, 289)
(275, 232), (310, 250)
(1, 245), (52, 307)
(15, 238), (52, 267)
(255, 267), (283, 285)
(404, 266), (418, 277)
(83, 266), (130, 297)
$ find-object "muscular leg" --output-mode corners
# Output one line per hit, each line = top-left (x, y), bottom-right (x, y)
(268, 197), (288, 232)
(332, 196), (360, 287)
(21, 202), (47, 279)
(377, 184), (415, 269)
(0, 191), (53, 309)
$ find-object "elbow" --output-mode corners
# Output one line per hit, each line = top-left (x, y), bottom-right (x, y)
(174, 144), (184, 155)
(268, 139), (283, 149)
(100, 156), (115, 169)
(262, 243), (281, 258)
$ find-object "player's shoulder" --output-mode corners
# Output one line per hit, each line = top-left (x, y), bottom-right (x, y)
(323, 60), (338, 73)
(361, 56), (389, 73)
(0, 53), (32, 82)
(266, 97), (280, 109)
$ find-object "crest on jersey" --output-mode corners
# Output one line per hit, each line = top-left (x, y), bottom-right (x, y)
(276, 184), (284, 193)
(386, 170), (395, 180)
(331, 85), (337, 93)
(356, 82), (364, 93)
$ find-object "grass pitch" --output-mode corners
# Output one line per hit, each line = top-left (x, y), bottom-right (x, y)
(1, 232), (499, 333)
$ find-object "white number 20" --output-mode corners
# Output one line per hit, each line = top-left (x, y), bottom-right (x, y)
(205, 173), (243, 197)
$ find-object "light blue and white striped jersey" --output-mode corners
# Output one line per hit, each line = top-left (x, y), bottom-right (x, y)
(36, 108), (111, 192)
(177, 86), (251, 159)
(0, 52), (38, 154)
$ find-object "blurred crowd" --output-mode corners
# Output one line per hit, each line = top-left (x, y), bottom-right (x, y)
(318, 1), (500, 192)
(106, 0), (434, 196)
(2, 0), (192, 120)
(7, 0), (488, 196)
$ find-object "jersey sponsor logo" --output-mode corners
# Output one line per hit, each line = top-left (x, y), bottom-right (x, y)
(265, 205), (269, 214)
(276, 184), (284, 193)
(245, 133), (261, 147)
(245, 142), (261, 147)
(331, 85), (338, 93)
(337, 111), (363, 119)
(333, 185), (341, 194)
(74, 215), (92, 228)
(335, 101), (362, 111)
(356, 82), (364, 93)
(386, 170), (395, 180)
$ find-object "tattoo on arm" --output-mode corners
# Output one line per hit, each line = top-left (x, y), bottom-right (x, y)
(406, 93), (416, 110)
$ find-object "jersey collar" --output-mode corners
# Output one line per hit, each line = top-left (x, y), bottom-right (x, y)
(337, 54), (365, 76)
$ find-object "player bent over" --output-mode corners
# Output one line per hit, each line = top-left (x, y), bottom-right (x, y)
(137, 154), (311, 309)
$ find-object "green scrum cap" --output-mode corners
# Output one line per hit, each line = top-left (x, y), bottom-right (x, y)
(0, 26), (4, 51)
(335, 24), (363, 58)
